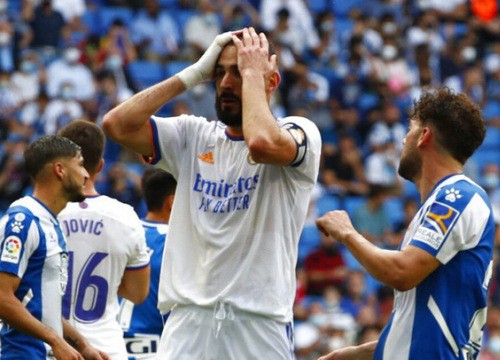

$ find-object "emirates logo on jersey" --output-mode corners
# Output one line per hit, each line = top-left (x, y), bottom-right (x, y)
(198, 151), (214, 164)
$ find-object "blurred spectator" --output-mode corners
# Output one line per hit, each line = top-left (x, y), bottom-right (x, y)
(294, 322), (322, 360)
(25, 0), (65, 50)
(11, 50), (42, 103)
(221, 1), (259, 32)
(0, 134), (31, 211)
(104, 162), (143, 212)
(260, 0), (320, 56)
(183, 0), (222, 59)
(18, 91), (49, 136)
(270, 7), (308, 57)
(339, 270), (371, 319)
(131, 0), (179, 62)
(365, 137), (401, 189)
(303, 232), (348, 296)
(312, 11), (341, 68)
(287, 61), (331, 130)
(42, 82), (84, 134)
(51, 0), (86, 25)
(392, 197), (419, 247)
(46, 46), (95, 102)
(176, 83), (218, 120)
(480, 326), (500, 360)
(407, 11), (444, 56)
(367, 102), (406, 153)
(368, 40), (414, 98)
(98, 20), (137, 70)
(321, 134), (369, 197)
(417, 0), (468, 23)
(0, 70), (22, 118)
(94, 70), (133, 124)
(352, 184), (394, 245)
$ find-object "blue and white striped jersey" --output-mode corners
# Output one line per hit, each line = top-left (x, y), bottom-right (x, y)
(375, 174), (495, 360)
(118, 219), (169, 360)
(0, 196), (68, 359)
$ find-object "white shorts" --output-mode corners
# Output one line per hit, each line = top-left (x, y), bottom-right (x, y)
(157, 303), (294, 360)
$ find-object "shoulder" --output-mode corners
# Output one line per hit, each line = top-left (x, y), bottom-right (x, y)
(434, 177), (489, 213)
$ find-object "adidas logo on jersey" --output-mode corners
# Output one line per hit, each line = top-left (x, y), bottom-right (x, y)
(198, 151), (214, 164)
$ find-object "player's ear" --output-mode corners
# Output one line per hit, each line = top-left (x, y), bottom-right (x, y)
(97, 159), (105, 174)
(417, 126), (432, 148)
(267, 71), (281, 94)
(53, 161), (66, 181)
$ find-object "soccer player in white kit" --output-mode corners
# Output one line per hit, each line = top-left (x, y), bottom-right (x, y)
(0, 135), (108, 360)
(103, 28), (321, 359)
(317, 88), (494, 360)
(59, 120), (150, 359)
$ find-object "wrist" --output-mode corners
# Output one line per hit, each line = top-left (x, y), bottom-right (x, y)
(176, 65), (203, 89)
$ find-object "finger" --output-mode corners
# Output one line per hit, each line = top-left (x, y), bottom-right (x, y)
(249, 27), (260, 45)
(231, 34), (243, 50)
(259, 32), (269, 50)
(269, 54), (277, 69)
(242, 27), (252, 46)
(231, 28), (245, 36)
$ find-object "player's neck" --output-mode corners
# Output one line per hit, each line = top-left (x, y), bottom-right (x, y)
(145, 211), (169, 224)
(417, 157), (463, 202)
(32, 186), (69, 216)
(83, 174), (99, 196)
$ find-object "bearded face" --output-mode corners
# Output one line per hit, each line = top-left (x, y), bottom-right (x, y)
(215, 91), (242, 127)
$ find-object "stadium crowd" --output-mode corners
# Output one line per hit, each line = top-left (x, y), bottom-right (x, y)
(0, 0), (498, 358)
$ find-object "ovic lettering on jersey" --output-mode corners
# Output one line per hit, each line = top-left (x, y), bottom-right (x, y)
(413, 201), (460, 250)
(193, 173), (259, 213)
(62, 219), (104, 237)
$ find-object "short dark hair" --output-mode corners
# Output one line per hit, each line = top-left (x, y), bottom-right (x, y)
(58, 120), (106, 174)
(141, 168), (177, 211)
(24, 135), (81, 179)
(411, 87), (485, 164)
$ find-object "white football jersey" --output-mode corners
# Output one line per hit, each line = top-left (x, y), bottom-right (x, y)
(59, 195), (150, 359)
(146, 115), (321, 323)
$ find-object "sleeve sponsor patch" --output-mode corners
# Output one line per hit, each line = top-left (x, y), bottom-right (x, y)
(412, 201), (460, 250)
(283, 122), (307, 167)
(1, 235), (22, 264)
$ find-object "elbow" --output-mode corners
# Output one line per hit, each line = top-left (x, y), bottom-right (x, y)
(102, 111), (119, 142)
(386, 272), (417, 292)
(130, 288), (149, 305)
(247, 137), (272, 163)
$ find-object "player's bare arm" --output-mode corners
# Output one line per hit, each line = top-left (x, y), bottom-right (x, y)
(233, 28), (297, 165)
(0, 272), (83, 360)
(316, 210), (440, 291)
(318, 340), (378, 360)
(118, 266), (151, 304)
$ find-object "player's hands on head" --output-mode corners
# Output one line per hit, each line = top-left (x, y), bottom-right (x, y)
(231, 27), (277, 78)
(177, 30), (241, 89)
(316, 210), (357, 243)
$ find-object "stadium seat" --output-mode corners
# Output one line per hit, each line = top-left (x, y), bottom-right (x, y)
(316, 194), (341, 216)
(98, 7), (134, 35)
(164, 61), (193, 78)
(127, 60), (164, 90)
(482, 100), (499, 120)
(481, 127), (500, 150)
(342, 196), (365, 217)
(309, 0), (329, 14)
(383, 197), (404, 229)
(332, 0), (365, 17)
(298, 225), (322, 264)
(171, 9), (198, 38)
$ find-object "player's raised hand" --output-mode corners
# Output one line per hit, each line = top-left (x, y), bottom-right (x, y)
(231, 27), (277, 77)
(316, 210), (357, 244)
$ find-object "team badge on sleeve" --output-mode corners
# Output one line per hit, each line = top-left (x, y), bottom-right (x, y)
(283, 123), (307, 167)
(413, 201), (460, 250)
(1, 236), (22, 264)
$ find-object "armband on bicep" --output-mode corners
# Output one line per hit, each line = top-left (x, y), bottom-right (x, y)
(283, 123), (308, 167)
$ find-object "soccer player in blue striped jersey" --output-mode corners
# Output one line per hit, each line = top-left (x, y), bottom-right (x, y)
(0, 135), (108, 360)
(118, 168), (177, 359)
(317, 88), (494, 360)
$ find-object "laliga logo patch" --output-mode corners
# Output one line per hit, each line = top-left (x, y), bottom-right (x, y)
(445, 188), (462, 203)
(1, 236), (22, 264)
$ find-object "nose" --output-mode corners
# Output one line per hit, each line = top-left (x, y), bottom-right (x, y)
(220, 72), (235, 90)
